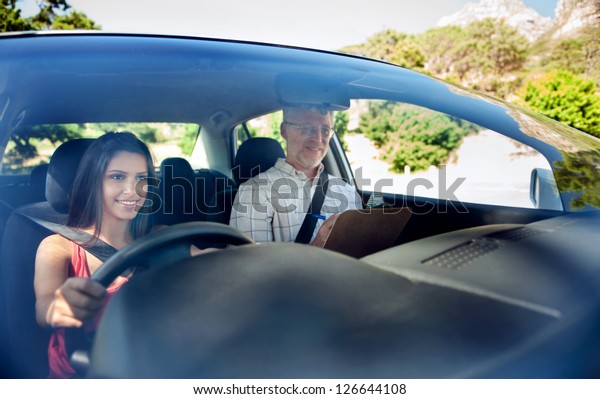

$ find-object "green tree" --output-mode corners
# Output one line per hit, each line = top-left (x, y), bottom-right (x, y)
(417, 25), (467, 80)
(51, 9), (100, 30)
(4, 124), (84, 172)
(539, 26), (600, 87)
(359, 101), (478, 172)
(0, 0), (32, 31)
(246, 111), (286, 148)
(94, 123), (165, 143)
(28, 0), (70, 29)
(334, 111), (349, 149)
(0, 0), (99, 32)
(31, 0), (99, 30)
(554, 150), (600, 209)
(452, 18), (529, 81)
(518, 70), (600, 138)
(357, 101), (398, 145)
(178, 125), (200, 156)
(341, 29), (425, 69)
(545, 38), (587, 75)
(416, 18), (529, 97)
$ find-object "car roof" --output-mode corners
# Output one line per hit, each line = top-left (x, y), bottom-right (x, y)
(1, 32), (598, 169)
(0, 32), (390, 128)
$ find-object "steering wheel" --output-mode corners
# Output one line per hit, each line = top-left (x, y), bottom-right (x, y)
(91, 222), (254, 287)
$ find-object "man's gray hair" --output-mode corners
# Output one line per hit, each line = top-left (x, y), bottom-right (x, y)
(282, 106), (333, 122)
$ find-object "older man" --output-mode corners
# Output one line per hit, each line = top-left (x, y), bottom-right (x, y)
(229, 107), (362, 244)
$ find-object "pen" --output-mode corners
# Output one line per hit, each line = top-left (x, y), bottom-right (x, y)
(312, 213), (327, 220)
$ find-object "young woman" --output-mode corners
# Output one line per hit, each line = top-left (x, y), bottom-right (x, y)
(34, 132), (159, 378)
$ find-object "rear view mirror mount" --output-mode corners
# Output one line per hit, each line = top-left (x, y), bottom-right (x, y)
(275, 72), (352, 112)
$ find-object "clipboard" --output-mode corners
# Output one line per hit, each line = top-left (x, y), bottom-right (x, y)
(322, 207), (412, 258)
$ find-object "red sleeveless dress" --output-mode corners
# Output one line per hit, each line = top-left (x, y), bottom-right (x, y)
(47, 242), (128, 378)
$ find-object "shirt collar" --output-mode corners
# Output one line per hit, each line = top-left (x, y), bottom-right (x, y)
(274, 158), (324, 181)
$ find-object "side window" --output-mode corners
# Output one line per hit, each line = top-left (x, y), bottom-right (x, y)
(344, 100), (555, 209)
(234, 111), (286, 154)
(1, 126), (66, 175)
(1, 122), (206, 175)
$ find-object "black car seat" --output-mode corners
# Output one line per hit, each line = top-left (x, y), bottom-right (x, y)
(0, 138), (93, 378)
(207, 137), (285, 224)
(0, 163), (48, 256)
(28, 163), (49, 203)
(195, 168), (235, 217)
(156, 158), (236, 225)
(157, 157), (198, 225)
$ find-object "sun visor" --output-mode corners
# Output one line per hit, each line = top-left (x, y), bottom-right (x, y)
(275, 73), (352, 112)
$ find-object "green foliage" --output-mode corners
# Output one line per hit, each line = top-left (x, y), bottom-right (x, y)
(461, 18), (529, 76)
(28, 0), (70, 29)
(554, 150), (600, 209)
(538, 27), (600, 85)
(178, 125), (200, 156)
(416, 18), (529, 87)
(0, 0), (99, 32)
(334, 111), (349, 149)
(359, 102), (479, 172)
(421, 20), (530, 98)
(245, 124), (259, 138)
(417, 25), (466, 78)
(357, 101), (399, 145)
(392, 140), (449, 173)
(91, 123), (165, 143)
(246, 111), (286, 148)
(137, 127), (162, 143)
(4, 124), (84, 171)
(0, 1), (32, 31)
(51, 10), (100, 30)
(341, 29), (425, 70)
(270, 111), (283, 139)
(518, 70), (600, 138)
(544, 38), (587, 75)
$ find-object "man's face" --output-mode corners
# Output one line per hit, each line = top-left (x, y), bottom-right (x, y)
(281, 109), (333, 176)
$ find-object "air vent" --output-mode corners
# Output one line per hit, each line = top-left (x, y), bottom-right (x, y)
(422, 227), (543, 270)
(488, 227), (542, 242)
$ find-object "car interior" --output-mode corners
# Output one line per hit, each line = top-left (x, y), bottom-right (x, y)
(0, 132), (288, 377)
(1, 33), (599, 378)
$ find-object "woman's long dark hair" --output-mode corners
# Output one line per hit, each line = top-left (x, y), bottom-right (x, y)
(67, 132), (157, 242)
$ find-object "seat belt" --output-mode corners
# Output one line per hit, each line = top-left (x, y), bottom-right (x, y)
(295, 172), (329, 244)
(0, 197), (118, 261)
(19, 212), (118, 262)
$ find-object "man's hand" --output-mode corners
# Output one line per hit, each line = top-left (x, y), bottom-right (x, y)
(46, 277), (107, 328)
(310, 213), (340, 247)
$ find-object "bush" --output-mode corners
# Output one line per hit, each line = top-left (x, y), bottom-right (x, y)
(518, 70), (600, 138)
(360, 101), (479, 172)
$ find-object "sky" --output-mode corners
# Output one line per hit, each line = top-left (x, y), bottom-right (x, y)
(19, 0), (559, 51)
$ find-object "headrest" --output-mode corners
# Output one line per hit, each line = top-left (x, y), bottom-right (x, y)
(160, 157), (194, 180)
(29, 163), (48, 201)
(233, 138), (285, 186)
(157, 158), (196, 225)
(45, 139), (94, 213)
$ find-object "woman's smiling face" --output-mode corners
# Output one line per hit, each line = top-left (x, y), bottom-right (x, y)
(102, 151), (149, 223)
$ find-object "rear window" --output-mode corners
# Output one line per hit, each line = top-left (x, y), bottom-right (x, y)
(1, 122), (205, 175)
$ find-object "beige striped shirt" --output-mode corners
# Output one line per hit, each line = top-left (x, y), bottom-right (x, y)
(230, 159), (363, 243)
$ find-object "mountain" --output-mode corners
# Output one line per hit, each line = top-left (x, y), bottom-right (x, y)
(436, 0), (600, 42)
(552, 0), (600, 38)
(436, 0), (552, 41)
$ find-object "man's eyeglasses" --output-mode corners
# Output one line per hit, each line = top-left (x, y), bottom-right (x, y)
(284, 122), (336, 138)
